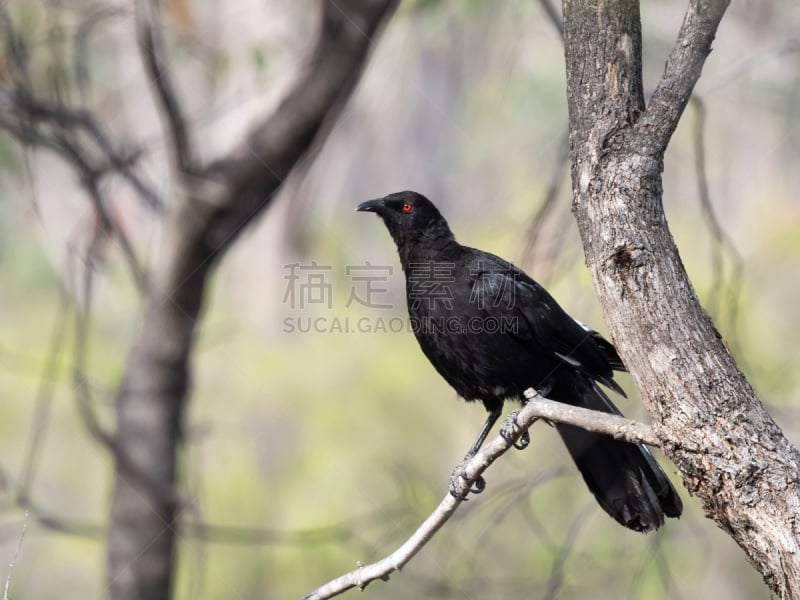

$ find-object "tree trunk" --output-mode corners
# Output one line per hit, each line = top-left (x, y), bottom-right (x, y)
(107, 2), (398, 598)
(562, 1), (800, 597)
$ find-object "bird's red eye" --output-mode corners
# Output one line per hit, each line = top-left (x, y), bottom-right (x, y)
(402, 202), (414, 213)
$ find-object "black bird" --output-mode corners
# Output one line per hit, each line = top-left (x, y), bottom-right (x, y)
(356, 190), (682, 532)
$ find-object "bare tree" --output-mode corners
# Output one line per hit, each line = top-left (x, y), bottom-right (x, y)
(111, 2), (399, 597)
(1, 1), (397, 598)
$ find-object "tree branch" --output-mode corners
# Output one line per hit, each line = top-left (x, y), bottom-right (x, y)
(520, 389), (660, 446)
(520, 131), (569, 275)
(198, 0), (399, 248)
(135, 0), (194, 172)
(303, 388), (662, 600)
(15, 271), (70, 503)
(0, 2), (30, 86)
(537, 0), (563, 39)
(74, 6), (125, 105)
(71, 231), (187, 511)
(2, 510), (28, 600)
(0, 91), (163, 212)
(690, 95), (744, 347)
(66, 157), (149, 293)
(631, 0), (730, 154)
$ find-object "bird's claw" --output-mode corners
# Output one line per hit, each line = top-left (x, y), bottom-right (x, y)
(500, 408), (533, 450)
(449, 460), (486, 500)
(470, 474), (486, 494)
(514, 430), (530, 450)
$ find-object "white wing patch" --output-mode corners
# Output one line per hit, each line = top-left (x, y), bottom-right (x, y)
(555, 352), (582, 367)
(573, 319), (592, 332)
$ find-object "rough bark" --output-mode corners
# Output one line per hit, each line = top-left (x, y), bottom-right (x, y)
(562, 1), (800, 597)
(107, 2), (398, 599)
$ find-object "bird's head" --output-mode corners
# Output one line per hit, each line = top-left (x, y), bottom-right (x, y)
(356, 191), (454, 253)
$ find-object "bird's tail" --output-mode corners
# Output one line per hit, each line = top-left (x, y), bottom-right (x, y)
(551, 378), (683, 532)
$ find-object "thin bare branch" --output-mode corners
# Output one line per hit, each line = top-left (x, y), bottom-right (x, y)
(0, 1), (30, 86)
(135, 0), (194, 172)
(303, 389), (660, 600)
(70, 235), (187, 512)
(48, 129), (150, 292)
(3, 491), (412, 548)
(1, 92), (163, 211)
(184, 503), (413, 547)
(74, 6), (125, 104)
(42, 5), (70, 105)
(470, 467), (566, 552)
(543, 504), (593, 600)
(7, 495), (104, 538)
(0, 114), (64, 154)
(16, 278), (70, 502)
(652, 537), (684, 600)
(521, 389), (660, 446)
(690, 95), (743, 347)
(85, 181), (149, 293)
(632, 0), (731, 154)
(520, 131), (569, 271)
(1, 80), (152, 290)
(2, 510), (28, 600)
(537, 0), (563, 39)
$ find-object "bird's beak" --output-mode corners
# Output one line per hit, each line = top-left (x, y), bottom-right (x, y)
(355, 198), (385, 213)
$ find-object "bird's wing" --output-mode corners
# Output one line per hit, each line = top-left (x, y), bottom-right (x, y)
(468, 261), (625, 395)
(571, 318), (627, 372)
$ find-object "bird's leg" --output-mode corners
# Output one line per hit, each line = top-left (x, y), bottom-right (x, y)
(449, 408), (502, 500)
(465, 407), (502, 460)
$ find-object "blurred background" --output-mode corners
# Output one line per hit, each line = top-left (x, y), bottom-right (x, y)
(1, 0), (799, 598)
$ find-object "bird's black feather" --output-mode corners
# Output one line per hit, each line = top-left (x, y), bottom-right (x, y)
(356, 191), (682, 532)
